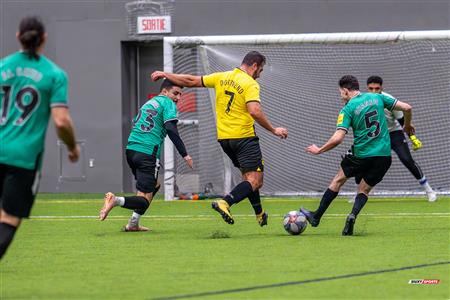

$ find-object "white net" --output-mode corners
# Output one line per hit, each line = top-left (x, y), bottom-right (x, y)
(169, 33), (450, 196)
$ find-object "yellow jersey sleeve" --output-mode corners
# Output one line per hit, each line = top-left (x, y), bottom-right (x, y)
(244, 82), (261, 103)
(202, 72), (222, 88)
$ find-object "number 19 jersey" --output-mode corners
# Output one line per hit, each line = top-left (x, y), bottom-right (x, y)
(202, 68), (261, 140)
(336, 92), (397, 158)
(0, 52), (68, 170)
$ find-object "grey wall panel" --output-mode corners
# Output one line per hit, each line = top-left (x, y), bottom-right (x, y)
(40, 19), (125, 192)
(172, 0), (449, 36)
(137, 43), (164, 107)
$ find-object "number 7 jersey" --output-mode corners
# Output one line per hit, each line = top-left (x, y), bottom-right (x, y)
(336, 92), (397, 158)
(0, 52), (68, 170)
(202, 68), (260, 140)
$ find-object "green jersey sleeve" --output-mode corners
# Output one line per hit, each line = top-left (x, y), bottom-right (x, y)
(380, 93), (397, 111)
(336, 106), (352, 132)
(50, 69), (69, 107)
(163, 98), (178, 123)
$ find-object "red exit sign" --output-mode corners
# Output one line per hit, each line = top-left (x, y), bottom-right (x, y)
(137, 16), (171, 34)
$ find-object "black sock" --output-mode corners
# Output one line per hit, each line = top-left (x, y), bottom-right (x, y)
(0, 222), (17, 259)
(134, 186), (159, 215)
(314, 188), (339, 220)
(248, 189), (263, 215)
(223, 181), (253, 206)
(123, 196), (149, 210)
(351, 193), (368, 217)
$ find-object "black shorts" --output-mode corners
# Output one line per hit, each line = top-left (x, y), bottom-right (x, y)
(218, 136), (264, 174)
(126, 149), (160, 193)
(341, 155), (392, 187)
(0, 164), (40, 218)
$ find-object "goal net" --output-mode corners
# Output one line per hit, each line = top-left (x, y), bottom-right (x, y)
(163, 31), (450, 200)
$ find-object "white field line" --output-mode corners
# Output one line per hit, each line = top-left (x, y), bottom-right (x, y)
(29, 212), (450, 221)
(36, 198), (448, 204)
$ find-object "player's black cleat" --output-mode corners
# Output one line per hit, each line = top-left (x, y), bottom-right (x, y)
(257, 211), (268, 227)
(342, 214), (356, 236)
(300, 207), (320, 227)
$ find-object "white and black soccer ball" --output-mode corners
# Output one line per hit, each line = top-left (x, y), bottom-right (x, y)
(283, 210), (308, 235)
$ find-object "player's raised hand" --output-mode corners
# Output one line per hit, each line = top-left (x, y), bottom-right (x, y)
(151, 71), (166, 82)
(306, 144), (321, 155)
(273, 127), (288, 139)
(184, 155), (194, 169)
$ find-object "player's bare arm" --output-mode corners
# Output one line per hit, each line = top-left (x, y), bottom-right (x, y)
(51, 107), (80, 162)
(306, 129), (346, 155)
(151, 71), (202, 88)
(246, 101), (288, 139)
(393, 100), (414, 135)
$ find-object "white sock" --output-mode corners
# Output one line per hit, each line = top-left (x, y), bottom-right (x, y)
(129, 212), (141, 226)
(115, 196), (125, 206)
(419, 177), (433, 193)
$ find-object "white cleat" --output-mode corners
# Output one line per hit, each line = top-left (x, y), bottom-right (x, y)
(123, 224), (150, 232)
(427, 191), (437, 202)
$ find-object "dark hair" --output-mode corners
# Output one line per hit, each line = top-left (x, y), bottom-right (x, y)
(367, 75), (383, 86)
(241, 51), (266, 67)
(159, 79), (182, 92)
(18, 16), (45, 60)
(339, 75), (360, 91)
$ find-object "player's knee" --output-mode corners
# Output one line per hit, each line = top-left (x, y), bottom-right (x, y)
(0, 211), (21, 228)
(243, 173), (263, 190)
(253, 180), (263, 190)
(357, 184), (372, 195)
(246, 177), (263, 191)
(330, 177), (346, 191)
(137, 192), (153, 205)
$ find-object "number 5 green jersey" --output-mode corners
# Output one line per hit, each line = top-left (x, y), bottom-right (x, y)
(0, 52), (69, 170)
(336, 92), (397, 158)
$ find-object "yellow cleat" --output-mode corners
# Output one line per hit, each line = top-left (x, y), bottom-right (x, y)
(256, 211), (268, 227)
(211, 200), (234, 224)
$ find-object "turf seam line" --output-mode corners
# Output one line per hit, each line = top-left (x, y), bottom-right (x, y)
(149, 261), (450, 300)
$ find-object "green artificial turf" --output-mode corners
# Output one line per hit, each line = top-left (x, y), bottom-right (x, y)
(1, 195), (448, 300)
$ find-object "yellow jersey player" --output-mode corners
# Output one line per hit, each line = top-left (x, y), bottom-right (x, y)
(151, 51), (288, 227)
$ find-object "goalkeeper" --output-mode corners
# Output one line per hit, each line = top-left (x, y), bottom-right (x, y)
(366, 76), (436, 202)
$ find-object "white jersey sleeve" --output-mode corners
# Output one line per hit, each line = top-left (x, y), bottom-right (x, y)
(382, 92), (403, 132)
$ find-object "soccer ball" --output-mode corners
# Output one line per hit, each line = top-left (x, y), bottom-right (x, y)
(283, 210), (308, 235)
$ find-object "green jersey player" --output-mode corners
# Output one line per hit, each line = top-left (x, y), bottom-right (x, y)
(0, 16), (79, 259)
(300, 75), (414, 236)
(367, 76), (436, 202)
(99, 79), (193, 231)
